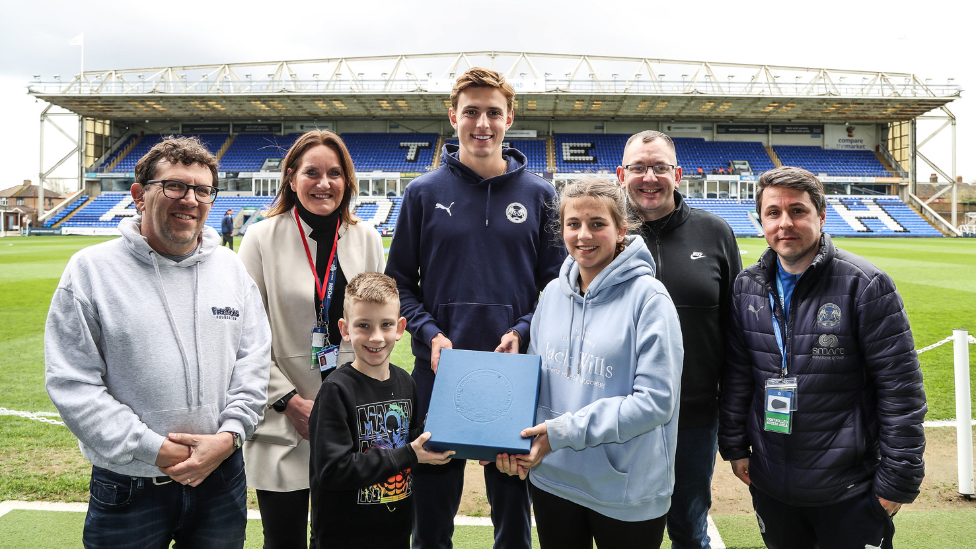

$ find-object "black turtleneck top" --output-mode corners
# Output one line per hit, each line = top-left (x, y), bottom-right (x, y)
(296, 201), (347, 353)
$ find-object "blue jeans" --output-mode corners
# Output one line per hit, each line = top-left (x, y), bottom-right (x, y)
(83, 449), (247, 549)
(666, 422), (718, 549)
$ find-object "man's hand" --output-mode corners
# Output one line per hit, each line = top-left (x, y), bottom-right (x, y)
(494, 330), (521, 354)
(731, 458), (751, 486)
(154, 438), (191, 468)
(877, 495), (902, 516)
(430, 333), (453, 374)
(410, 432), (455, 465)
(158, 432), (235, 487)
(283, 394), (314, 440)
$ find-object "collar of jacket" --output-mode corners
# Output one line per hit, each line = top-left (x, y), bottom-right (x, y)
(440, 143), (527, 188)
(754, 233), (836, 294)
(635, 189), (691, 237)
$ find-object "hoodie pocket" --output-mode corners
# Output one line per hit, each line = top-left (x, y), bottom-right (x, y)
(141, 403), (219, 437)
(436, 303), (514, 352)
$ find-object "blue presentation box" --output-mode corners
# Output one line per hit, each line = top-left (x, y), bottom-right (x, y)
(424, 349), (542, 462)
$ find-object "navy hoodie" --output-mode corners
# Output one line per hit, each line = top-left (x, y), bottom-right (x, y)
(386, 144), (565, 366)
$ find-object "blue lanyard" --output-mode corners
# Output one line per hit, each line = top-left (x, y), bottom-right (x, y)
(320, 254), (338, 324)
(770, 274), (788, 377)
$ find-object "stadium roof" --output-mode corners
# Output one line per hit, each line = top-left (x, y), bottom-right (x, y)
(28, 52), (961, 123)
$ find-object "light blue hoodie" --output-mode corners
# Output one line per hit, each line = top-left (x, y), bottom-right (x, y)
(527, 235), (684, 522)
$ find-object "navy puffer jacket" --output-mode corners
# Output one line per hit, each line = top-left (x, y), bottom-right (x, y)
(718, 234), (926, 506)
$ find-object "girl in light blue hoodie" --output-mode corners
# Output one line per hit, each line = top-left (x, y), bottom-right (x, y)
(497, 178), (683, 548)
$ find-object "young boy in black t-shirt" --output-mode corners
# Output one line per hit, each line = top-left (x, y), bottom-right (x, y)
(309, 272), (454, 549)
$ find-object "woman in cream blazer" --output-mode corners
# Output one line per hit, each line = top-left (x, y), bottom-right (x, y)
(239, 131), (385, 548)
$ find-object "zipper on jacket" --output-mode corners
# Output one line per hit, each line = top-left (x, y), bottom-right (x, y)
(654, 234), (663, 279)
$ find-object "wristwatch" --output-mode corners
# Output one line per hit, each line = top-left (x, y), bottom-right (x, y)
(272, 389), (298, 413)
(231, 432), (243, 450)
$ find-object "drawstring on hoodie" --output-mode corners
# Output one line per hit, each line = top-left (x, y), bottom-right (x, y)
(485, 183), (491, 226)
(567, 289), (590, 375)
(150, 252), (198, 408)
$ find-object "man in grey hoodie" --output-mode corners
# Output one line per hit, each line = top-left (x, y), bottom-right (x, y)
(45, 136), (272, 549)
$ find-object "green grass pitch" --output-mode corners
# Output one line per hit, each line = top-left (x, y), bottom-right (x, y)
(0, 234), (974, 547)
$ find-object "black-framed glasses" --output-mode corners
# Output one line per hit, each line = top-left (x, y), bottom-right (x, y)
(145, 180), (219, 204)
(622, 164), (677, 176)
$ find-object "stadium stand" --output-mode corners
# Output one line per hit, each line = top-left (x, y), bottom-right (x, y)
(64, 193), (131, 227)
(203, 196), (276, 231)
(685, 198), (761, 236)
(687, 196), (942, 237)
(673, 138), (776, 174)
(97, 136), (136, 172)
(44, 195), (89, 227)
(553, 134), (776, 175)
(445, 138), (549, 174)
(220, 133), (300, 172)
(110, 134), (228, 173)
(341, 133), (439, 172)
(772, 146), (891, 177)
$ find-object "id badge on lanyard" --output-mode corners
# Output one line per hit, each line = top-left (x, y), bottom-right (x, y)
(764, 286), (799, 434)
(298, 208), (341, 373)
(764, 377), (798, 434)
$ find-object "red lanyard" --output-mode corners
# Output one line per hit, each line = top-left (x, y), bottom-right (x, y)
(295, 207), (341, 306)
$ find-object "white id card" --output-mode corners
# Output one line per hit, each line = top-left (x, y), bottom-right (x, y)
(317, 345), (339, 373)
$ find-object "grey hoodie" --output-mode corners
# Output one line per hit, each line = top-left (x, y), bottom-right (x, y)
(45, 218), (271, 477)
(528, 236), (684, 521)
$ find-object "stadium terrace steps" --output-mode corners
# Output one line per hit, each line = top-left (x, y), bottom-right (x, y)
(46, 195), (91, 227)
(431, 137), (445, 169)
(100, 135), (138, 173)
(765, 146), (783, 168)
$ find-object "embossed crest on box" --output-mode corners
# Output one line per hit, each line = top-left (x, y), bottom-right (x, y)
(424, 349), (541, 461)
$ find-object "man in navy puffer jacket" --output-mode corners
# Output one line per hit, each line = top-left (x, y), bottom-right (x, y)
(719, 167), (926, 549)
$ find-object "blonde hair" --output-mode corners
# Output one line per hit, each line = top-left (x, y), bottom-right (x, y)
(343, 272), (400, 315)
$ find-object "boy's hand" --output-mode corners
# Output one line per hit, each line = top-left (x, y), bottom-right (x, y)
(411, 432), (454, 464)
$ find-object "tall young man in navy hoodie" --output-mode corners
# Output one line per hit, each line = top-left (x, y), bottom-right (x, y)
(386, 68), (565, 549)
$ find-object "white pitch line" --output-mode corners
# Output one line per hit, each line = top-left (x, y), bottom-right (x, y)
(924, 419), (976, 428)
(1, 500), (727, 543)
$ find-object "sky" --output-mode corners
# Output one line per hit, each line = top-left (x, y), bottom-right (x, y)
(0, 0), (970, 191)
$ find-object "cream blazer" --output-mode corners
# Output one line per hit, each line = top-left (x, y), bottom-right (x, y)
(238, 208), (385, 492)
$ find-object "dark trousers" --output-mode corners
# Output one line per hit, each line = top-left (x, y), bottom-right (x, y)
(83, 449), (246, 549)
(750, 485), (895, 549)
(531, 483), (666, 549)
(667, 421), (719, 549)
(411, 363), (532, 549)
(256, 488), (312, 549)
(222, 232), (234, 250)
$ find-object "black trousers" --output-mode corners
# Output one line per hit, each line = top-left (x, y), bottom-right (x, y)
(222, 232), (234, 250)
(255, 489), (311, 549)
(750, 485), (895, 549)
(530, 483), (666, 549)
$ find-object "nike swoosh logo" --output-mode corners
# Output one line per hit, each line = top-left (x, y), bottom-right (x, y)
(690, 252), (705, 259)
